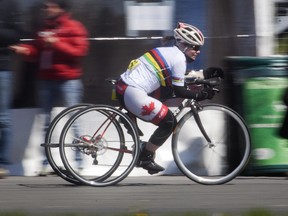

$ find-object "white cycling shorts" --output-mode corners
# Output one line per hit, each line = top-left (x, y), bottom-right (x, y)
(123, 85), (168, 125)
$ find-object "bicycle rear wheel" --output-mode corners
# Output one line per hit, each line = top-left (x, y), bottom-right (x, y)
(172, 104), (251, 185)
(43, 104), (91, 184)
(59, 104), (140, 187)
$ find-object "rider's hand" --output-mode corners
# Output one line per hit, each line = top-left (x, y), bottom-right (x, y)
(203, 67), (224, 79)
(197, 88), (215, 100)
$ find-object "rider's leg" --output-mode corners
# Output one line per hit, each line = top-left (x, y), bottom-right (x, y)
(137, 110), (177, 174)
(116, 84), (177, 174)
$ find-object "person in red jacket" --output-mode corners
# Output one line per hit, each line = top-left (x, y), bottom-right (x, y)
(11, 0), (89, 175)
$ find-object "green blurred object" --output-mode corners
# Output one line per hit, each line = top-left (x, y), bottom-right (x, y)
(225, 56), (288, 175)
(244, 77), (288, 174)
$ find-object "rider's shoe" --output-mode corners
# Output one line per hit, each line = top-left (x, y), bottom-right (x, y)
(136, 146), (164, 175)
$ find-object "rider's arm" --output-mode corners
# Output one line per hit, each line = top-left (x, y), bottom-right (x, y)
(173, 85), (215, 100)
(173, 85), (200, 99)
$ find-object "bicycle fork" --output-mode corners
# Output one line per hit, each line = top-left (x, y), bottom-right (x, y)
(190, 103), (214, 147)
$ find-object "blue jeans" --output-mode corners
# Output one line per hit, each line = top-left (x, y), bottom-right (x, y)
(0, 71), (12, 165)
(37, 79), (83, 167)
(37, 79), (83, 117)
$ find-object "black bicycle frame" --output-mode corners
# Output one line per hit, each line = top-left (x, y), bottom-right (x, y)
(172, 98), (212, 143)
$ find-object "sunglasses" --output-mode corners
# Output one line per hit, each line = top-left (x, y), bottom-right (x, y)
(189, 45), (201, 51)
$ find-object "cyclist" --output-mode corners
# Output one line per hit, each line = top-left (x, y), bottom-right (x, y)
(116, 22), (224, 174)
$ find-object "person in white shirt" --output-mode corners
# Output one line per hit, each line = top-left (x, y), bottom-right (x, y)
(116, 22), (224, 174)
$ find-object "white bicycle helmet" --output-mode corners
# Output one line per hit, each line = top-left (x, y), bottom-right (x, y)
(174, 22), (204, 46)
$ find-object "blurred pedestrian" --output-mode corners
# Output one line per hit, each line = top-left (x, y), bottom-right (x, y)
(0, 0), (22, 178)
(10, 0), (89, 176)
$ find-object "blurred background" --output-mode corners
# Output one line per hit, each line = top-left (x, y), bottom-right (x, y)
(8, 0), (288, 176)
(13, 0), (287, 107)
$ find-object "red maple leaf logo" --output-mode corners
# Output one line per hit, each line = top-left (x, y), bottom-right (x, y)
(141, 102), (155, 116)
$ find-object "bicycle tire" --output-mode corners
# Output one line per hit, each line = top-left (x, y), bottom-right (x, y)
(172, 104), (251, 185)
(59, 104), (140, 187)
(44, 103), (91, 184)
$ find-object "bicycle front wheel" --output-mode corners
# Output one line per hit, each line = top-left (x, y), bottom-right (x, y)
(59, 104), (140, 187)
(172, 104), (251, 185)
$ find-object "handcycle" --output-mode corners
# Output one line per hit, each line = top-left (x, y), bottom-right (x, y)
(42, 77), (251, 187)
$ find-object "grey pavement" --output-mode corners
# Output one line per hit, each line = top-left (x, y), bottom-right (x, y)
(0, 175), (288, 215)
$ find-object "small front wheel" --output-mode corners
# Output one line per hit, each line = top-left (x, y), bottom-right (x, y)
(172, 104), (251, 185)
